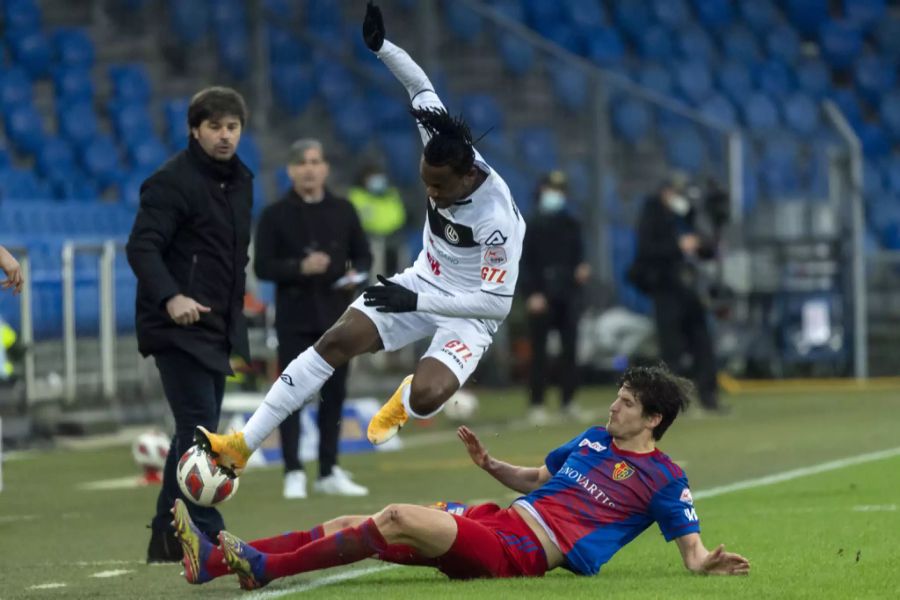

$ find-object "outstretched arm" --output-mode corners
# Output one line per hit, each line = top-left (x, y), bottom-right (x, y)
(675, 533), (750, 576)
(457, 426), (551, 494)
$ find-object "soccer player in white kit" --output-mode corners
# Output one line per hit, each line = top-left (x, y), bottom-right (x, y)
(195, 1), (525, 476)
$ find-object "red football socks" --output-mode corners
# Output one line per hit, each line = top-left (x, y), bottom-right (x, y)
(203, 526), (326, 580)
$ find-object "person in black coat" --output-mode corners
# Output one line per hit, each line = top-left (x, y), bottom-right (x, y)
(255, 139), (372, 500)
(126, 87), (253, 563)
(629, 172), (722, 413)
(520, 171), (591, 424)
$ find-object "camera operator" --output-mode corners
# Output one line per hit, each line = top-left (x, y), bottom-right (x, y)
(628, 172), (724, 413)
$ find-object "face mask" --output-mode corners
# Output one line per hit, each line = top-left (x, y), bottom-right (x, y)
(365, 174), (388, 195)
(539, 189), (566, 212)
(668, 193), (690, 216)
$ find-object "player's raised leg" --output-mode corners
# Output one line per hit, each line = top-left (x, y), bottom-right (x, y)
(196, 308), (382, 476)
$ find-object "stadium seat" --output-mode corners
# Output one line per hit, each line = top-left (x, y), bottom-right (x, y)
(611, 98), (652, 144)
(516, 127), (559, 168)
(738, 0), (778, 35)
(237, 132), (261, 174)
(5, 104), (46, 154)
(108, 64), (152, 104)
(268, 26), (307, 65)
(818, 20), (863, 70)
(4, 0), (42, 34)
(855, 122), (890, 158)
(585, 27), (624, 68)
(378, 130), (419, 186)
(716, 61), (753, 105)
(795, 59), (831, 99)
(675, 61), (714, 104)
(58, 102), (98, 146)
(637, 63), (674, 96)
(367, 91), (408, 129)
(783, 93), (820, 135)
(211, 0), (246, 34)
(444, 2), (483, 43)
(0, 67), (34, 109)
(332, 98), (373, 148)
(754, 60), (795, 101)
(740, 93), (781, 131)
(54, 66), (94, 104)
(828, 88), (863, 128)
(652, 0), (689, 29)
(765, 24), (802, 64)
(8, 31), (52, 78)
(163, 97), (189, 146)
(613, 0), (652, 41)
(218, 34), (249, 80)
(272, 65), (314, 115)
(36, 137), (76, 177)
(316, 63), (356, 107)
(699, 94), (738, 128)
(664, 126), (706, 173)
(111, 103), (155, 146)
(844, 0), (886, 29)
(540, 23), (583, 55)
(524, 0), (563, 31)
(882, 157), (900, 194)
(169, 0), (208, 45)
(82, 136), (122, 189)
(461, 94), (504, 135)
(676, 26), (716, 63)
(53, 28), (95, 68)
(880, 91), (900, 141)
(872, 17), (900, 60)
(488, 0), (525, 23)
(560, 0), (605, 31)
(637, 25), (675, 62)
(692, 0), (733, 30)
(722, 25), (763, 64)
(854, 55), (895, 105)
(52, 174), (99, 202)
(497, 32), (535, 76)
(129, 138), (169, 172)
(550, 62), (588, 112)
(786, 0), (830, 37)
(305, 0), (343, 31)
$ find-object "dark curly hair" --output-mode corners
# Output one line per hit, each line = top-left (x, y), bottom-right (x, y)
(410, 106), (475, 176)
(618, 365), (694, 440)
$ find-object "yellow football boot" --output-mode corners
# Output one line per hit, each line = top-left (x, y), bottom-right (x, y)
(367, 374), (413, 445)
(193, 426), (251, 478)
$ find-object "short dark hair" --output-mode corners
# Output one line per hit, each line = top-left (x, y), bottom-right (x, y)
(618, 365), (693, 440)
(409, 106), (475, 176)
(188, 86), (248, 129)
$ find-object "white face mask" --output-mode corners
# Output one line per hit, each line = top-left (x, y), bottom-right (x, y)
(539, 189), (566, 212)
(668, 193), (690, 216)
(365, 174), (388, 195)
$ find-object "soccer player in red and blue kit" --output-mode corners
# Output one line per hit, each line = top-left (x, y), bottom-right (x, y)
(171, 366), (749, 588)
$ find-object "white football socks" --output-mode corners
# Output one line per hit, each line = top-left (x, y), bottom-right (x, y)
(401, 378), (446, 420)
(242, 348), (335, 450)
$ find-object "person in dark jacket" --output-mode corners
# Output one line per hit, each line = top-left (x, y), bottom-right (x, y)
(520, 171), (591, 425)
(126, 86), (253, 563)
(255, 139), (372, 499)
(629, 172), (722, 413)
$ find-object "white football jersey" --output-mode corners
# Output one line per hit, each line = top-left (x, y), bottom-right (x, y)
(410, 92), (526, 308)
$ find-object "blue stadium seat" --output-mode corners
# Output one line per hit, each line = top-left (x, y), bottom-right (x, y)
(211, 0), (246, 34)
(872, 17), (900, 59)
(880, 90), (900, 141)
(692, 0), (733, 30)
(82, 136), (122, 189)
(5, 104), (45, 154)
(4, 0), (42, 35)
(611, 98), (652, 144)
(163, 97), (189, 146)
(551, 62), (588, 112)
(332, 98), (373, 148)
(516, 127), (559, 168)
(560, 0), (605, 30)
(58, 102), (98, 146)
(652, 0), (689, 29)
(268, 26), (307, 65)
(638, 25), (675, 62)
(795, 59), (831, 99)
(367, 91), (408, 129)
(613, 0), (652, 41)
(272, 65), (314, 116)
(664, 126), (706, 173)
(829, 88), (863, 128)
(722, 25), (763, 64)
(218, 34), (249, 80)
(716, 61), (753, 105)
(54, 66), (93, 104)
(585, 27), (624, 67)
(786, 0), (830, 37)
(882, 157), (900, 194)
(53, 28), (95, 68)
(765, 24), (802, 64)
(237, 132), (261, 174)
(675, 61), (713, 104)
(854, 55), (895, 105)
(524, 0), (563, 31)
(0, 168), (50, 201)
(754, 60), (795, 101)
(9, 31), (52, 78)
(856, 122), (890, 158)
(378, 130), (419, 186)
(637, 63), (674, 96)
(108, 64), (151, 104)
(488, 0), (525, 23)
(316, 63), (355, 107)
(111, 103), (154, 146)
(783, 93), (820, 135)
(461, 94), (504, 135)
(36, 137), (75, 177)
(740, 92), (781, 131)
(52, 173), (98, 202)
(0, 147), (10, 170)
(444, 1), (483, 43)
(497, 32), (535, 76)
(305, 0), (343, 31)
(676, 26), (716, 63)
(541, 23), (583, 55)
(0, 67), (34, 109)
(169, 0), (208, 45)
(818, 20), (863, 70)
(129, 137), (169, 172)
(699, 94), (738, 128)
(119, 171), (145, 206)
(844, 0), (886, 29)
(738, 0), (778, 35)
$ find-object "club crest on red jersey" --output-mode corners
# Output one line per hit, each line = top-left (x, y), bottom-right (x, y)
(612, 461), (634, 481)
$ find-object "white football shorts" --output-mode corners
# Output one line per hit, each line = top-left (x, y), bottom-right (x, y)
(350, 267), (494, 385)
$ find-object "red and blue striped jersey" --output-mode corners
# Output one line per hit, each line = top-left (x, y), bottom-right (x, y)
(517, 427), (700, 576)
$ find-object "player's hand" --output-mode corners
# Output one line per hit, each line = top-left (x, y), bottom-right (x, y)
(0, 247), (23, 295)
(362, 0), (385, 52)
(363, 274), (417, 312)
(166, 294), (211, 325)
(457, 426), (491, 470)
(698, 544), (750, 576)
(301, 251), (331, 275)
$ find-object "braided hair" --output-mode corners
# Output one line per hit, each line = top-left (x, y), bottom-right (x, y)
(410, 106), (475, 176)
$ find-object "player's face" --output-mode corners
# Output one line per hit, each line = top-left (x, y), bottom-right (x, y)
(606, 386), (657, 440)
(420, 158), (475, 208)
(288, 147), (329, 194)
(191, 115), (242, 161)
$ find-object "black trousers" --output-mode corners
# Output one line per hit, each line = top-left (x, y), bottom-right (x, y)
(277, 331), (350, 478)
(653, 287), (719, 409)
(151, 349), (226, 539)
(528, 299), (580, 407)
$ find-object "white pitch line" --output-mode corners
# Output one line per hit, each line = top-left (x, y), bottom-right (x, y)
(27, 583), (67, 590)
(233, 445), (900, 599)
(90, 569), (133, 578)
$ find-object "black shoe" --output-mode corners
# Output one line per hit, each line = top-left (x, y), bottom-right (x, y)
(146, 527), (183, 563)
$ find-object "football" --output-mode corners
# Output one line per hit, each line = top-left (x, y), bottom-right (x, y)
(131, 430), (169, 471)
(443, 389), (479, 421)
(176, 445), (239, 507)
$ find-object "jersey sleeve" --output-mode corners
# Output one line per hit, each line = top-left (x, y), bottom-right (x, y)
(544, 429), (589, 473)
(476, 203), (522, 298)
(648, 477), (701, 541)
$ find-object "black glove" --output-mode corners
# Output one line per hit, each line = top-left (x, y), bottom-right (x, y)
(363, 275), (417, 312)
(362, 0), (385, 52)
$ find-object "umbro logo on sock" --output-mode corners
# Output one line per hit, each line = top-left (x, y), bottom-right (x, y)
(280, 374), (294, 386)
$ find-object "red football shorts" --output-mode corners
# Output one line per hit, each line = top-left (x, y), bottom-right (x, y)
(435, 502), (549, 580)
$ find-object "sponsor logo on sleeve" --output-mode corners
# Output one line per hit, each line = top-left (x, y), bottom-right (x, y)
(484, 247), (507, 266)
(578, 438), (608, 453)
(680, 488), (694, 505)
(481, 267), (507, 283)
(426, 251), (441, 276)
(612, 461), (635, 481)
(484, 230), (508, 246)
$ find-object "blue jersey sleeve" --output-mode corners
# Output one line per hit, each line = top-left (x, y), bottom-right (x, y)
(544, 429), (591, 473)
(649, 478), (701, 541)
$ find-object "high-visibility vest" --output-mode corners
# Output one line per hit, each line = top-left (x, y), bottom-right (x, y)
(0, 319), (15, 378)
(348, 186), (406, 236)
